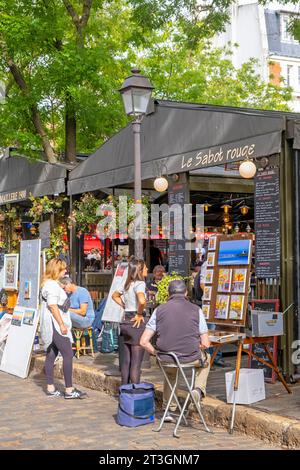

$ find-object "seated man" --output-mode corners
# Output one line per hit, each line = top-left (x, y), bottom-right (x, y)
(140, 280), (210, 421)
(60, 277), (95, 329)
(146, 265), (166, 302)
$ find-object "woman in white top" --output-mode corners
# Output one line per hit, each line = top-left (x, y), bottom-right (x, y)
(112, 258), (148, 384)
(40, 259), (86, 399)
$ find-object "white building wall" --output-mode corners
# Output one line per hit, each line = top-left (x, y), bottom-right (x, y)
(213, 0), (300, 111)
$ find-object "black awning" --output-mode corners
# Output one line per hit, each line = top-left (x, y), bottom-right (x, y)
(0, 155), (67, 205)
(68, 100), (287, 195)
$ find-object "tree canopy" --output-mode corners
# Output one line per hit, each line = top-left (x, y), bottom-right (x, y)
(0, 1), (292, 163)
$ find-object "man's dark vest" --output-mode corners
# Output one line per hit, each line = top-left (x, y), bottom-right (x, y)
(156, 294), (200, 363)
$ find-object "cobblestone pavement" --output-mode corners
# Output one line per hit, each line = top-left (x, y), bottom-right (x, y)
(0, 371), (282, 450)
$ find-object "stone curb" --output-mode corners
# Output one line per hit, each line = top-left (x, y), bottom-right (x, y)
(30, 355), (299, 449)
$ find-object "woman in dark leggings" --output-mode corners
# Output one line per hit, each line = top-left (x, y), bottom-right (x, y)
(112, 258), (148, 384)
(40, 259), (86, 399)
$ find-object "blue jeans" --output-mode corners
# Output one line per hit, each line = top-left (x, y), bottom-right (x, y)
(70, 313), (93, 329)
(207, 323), (222, 364)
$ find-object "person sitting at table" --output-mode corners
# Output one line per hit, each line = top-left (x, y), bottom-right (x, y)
(59, 277), (95, 329)
(140, 279), (210, 422)
(146, 265), (166, 301)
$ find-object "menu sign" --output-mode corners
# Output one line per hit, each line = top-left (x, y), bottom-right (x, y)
(168, 173), (190, 276)
(255, 168), (280, 278)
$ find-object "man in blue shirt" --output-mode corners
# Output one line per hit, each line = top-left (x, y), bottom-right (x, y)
(60, 277), (95, 328)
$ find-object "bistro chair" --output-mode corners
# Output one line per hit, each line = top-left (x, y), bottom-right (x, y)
(154, 351), (212, 438)
(72, 327), (95, 359)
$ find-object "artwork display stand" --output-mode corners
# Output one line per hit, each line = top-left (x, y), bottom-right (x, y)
(203, 233), (290, 434)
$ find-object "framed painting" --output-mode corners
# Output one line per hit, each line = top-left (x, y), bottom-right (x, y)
(3, 254), (19, 290)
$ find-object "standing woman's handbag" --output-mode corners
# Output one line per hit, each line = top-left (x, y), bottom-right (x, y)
(117, 383), (155, 427)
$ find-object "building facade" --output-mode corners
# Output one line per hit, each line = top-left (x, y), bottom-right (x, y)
(213, 1), (300, 111)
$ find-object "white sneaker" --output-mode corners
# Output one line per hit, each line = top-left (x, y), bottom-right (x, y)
(163, 412), (175, 423)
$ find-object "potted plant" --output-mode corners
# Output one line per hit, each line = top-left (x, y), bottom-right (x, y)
(156, 272), (188, 305)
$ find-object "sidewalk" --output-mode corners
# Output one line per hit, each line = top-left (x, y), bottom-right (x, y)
(30, 351), (300, 449)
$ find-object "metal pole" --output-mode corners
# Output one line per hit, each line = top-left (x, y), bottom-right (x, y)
(133, 119), (143, 259)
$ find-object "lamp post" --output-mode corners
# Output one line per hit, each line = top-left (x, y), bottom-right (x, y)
(119, 69), (154, 259)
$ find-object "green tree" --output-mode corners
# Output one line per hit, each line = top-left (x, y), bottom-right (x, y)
(140, 38), (292, 110)
(0, 1), (292, 165)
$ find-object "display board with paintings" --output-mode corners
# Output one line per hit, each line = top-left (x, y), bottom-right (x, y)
(203, 234), (253, 326)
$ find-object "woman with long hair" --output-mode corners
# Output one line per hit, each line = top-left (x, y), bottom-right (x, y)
(112, 258), (148, 384)
(40, 258), (86, 399)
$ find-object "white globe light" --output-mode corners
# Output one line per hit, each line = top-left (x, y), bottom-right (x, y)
(154, 176), (168, 192)
(239, 160), (257, 179)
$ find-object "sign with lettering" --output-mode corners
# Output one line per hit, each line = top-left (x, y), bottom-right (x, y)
(165, 131), (281, 175)
(255, 168), (280, 278)
(0, 190), (27, 205)
(168, 173), (190, 277)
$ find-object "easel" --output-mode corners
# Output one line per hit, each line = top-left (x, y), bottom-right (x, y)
(210, 335), (292, 434)
(204, 233), (291, 433)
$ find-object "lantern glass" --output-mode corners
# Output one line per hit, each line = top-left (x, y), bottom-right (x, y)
(154, 176), (168, 192)
(240, 205), (249, 216)
(239, 160), (257, 179)
(121, 88), (152, 116)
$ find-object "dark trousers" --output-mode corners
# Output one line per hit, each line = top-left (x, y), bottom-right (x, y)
(45, 326), (73, 388)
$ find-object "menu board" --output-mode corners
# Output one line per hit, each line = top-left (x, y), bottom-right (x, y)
(168, 173), (190, 276)
(203, 234), (253, 327)
(255, 168), (280, 278)
(249, 299), (279, 383)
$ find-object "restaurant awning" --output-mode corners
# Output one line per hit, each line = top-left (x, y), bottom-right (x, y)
(68, 100), (294, 196)
(0, 155), (67, 205)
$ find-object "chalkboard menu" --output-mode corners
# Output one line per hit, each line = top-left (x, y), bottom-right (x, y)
(0, 253), (4, 289)
(168, 173), (190, 276)
(255, 168), (280, 278)
(249, 299), (279, 382)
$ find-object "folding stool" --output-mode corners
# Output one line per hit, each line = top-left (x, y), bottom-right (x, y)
(154, 351), (213, 438)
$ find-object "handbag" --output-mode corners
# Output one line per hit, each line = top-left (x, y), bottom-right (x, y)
(117, 382), (155, 427)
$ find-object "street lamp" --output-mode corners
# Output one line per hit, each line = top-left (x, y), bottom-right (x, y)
(119, 69), (154, 259)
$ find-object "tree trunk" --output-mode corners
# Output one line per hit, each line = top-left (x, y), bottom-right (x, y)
(65, 93), (76, 163)
(6, 57), (56, 163)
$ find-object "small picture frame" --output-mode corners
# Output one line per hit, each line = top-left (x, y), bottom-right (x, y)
(11, 307), (24, 327)
(202, 304), (210, 319)
(217, 268), (232, 293)
(229, 295), (245, 320)
(215, 295), (230, 320)
(3, 254), (19, 290)
(24, 281), (31, 300)
(22, 308), (36, 326)
(204, 269), (214, 284)
(232, 268), (248, 293)
(207, 252), (215, 267)
(208, 236), (217, 251)
(203, 286), (212, 301)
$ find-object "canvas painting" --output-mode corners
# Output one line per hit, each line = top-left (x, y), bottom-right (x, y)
(204, 269), (214, 284)
(207, 252), (215, 267)
(3, 254), (19, 290)
(215, 295), (230, 320)
(208, 236), (217, 251)
(232, 269), (247, 293)
(22, 309), (35, 326)
(229, 295), (245, 320)
(203, 286), (212, 301)
(218, 239), (252, 266)
(217, 269), (232, 293)
(11, 308), (24, 327)
(202, 304), (210, 319)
